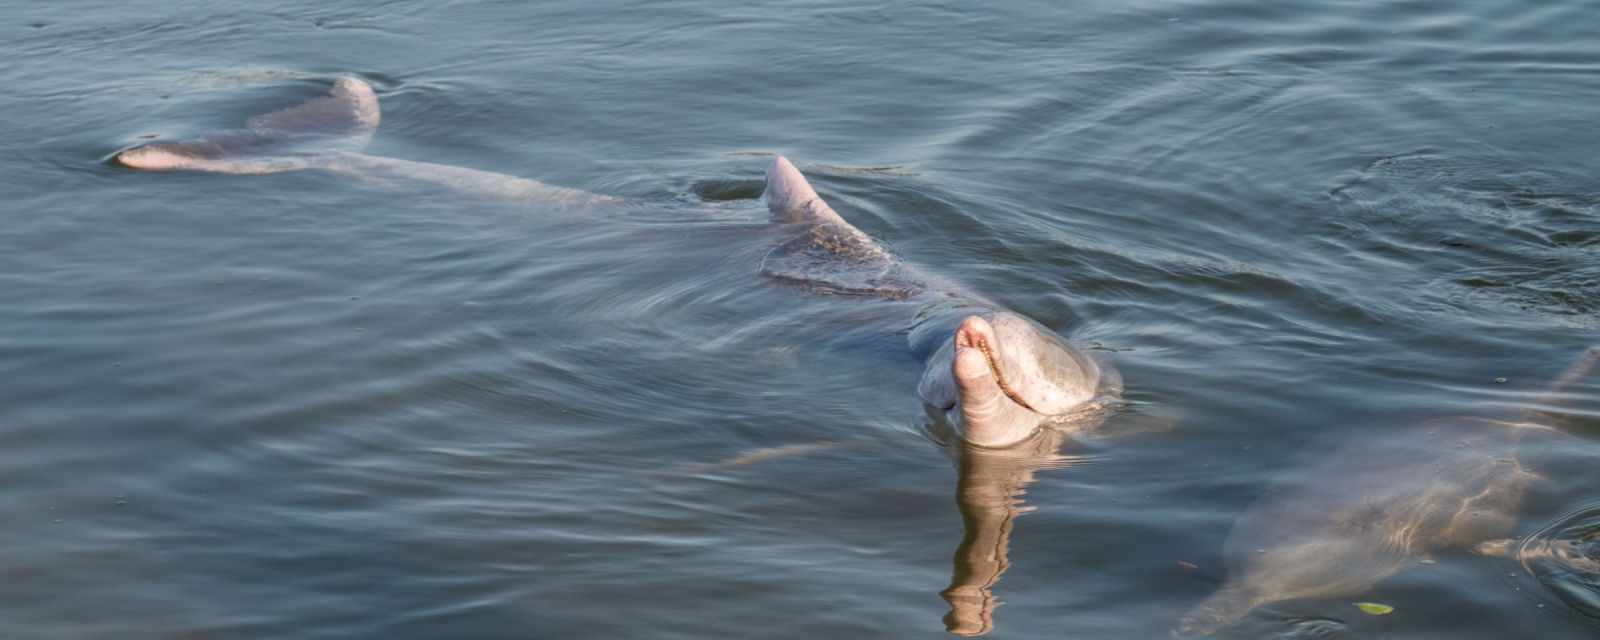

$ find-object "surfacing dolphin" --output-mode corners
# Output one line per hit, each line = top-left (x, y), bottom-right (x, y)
(115, 76), (380, 174)
(114, 75), (1120, 449)
(114, 76), (615, 205)
(763, 157), (1121, 448)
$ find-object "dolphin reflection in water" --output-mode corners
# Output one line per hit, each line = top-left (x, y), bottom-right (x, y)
(692, 413), (1122, 637)
(930, 420), (1084, 636)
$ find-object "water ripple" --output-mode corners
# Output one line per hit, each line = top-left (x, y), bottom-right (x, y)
(1517, 502), (1600, 619)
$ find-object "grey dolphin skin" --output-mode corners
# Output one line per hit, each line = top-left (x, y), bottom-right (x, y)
(115, 76), (615, 205)
(1176, 346), (1600, 637)
(763, 156), (1122, 448)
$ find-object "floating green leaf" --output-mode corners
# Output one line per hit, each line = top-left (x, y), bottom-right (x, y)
(1354, 602), (1394, 616)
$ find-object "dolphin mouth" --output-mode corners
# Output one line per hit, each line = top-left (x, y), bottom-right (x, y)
(955, 317), (1040, 414)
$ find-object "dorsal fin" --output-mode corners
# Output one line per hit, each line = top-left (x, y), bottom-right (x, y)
(115, 76), (380, 173)
(247, 76), (380, 140)
(759, 156), (922, 298)
(764, 155), (849, 226)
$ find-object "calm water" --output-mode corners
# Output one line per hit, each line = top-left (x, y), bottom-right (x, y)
(5, 1), (1600, 638)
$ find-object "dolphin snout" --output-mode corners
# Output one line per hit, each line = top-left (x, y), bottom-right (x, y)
(954, 315), (996, 352)
(953, 315), (999, 386)
(114, 145), (185, 171)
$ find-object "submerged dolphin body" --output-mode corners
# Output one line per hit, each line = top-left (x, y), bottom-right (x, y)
(1176, 346), (1600, 637)
(114, 76), (615, 205)
(763, 157), (1121, 448)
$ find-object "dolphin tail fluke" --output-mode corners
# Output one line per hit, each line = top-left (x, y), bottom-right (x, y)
(115, 75), (381, 174)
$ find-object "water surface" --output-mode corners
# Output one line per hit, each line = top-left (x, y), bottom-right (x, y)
(4, 1), (1600, 638)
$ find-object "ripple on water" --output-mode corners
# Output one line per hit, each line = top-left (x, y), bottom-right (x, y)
(1328, 151), (1600, 328)
(1517, 502), (1600, 619)
(1270, 617), (1350, 640)
(690, 177), (765, 202)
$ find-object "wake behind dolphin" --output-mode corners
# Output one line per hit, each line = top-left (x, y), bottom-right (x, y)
(114, 76), (615, 205)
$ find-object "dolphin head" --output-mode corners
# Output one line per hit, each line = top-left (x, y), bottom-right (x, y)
(112, 133), (309, 174)
(114, 139), (227, 171)
(920, 312), (1112, 448)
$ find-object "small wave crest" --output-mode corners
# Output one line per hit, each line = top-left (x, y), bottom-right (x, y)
(1516, 502), (1600, 619)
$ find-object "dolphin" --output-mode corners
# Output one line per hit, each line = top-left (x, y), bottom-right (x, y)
(113, 76), (616, 205)
(763, 156), (1121, 448)
(113, 76), (1120, 448)
(1175, 345), (1600, 636)
(115, 76), (380, 174)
